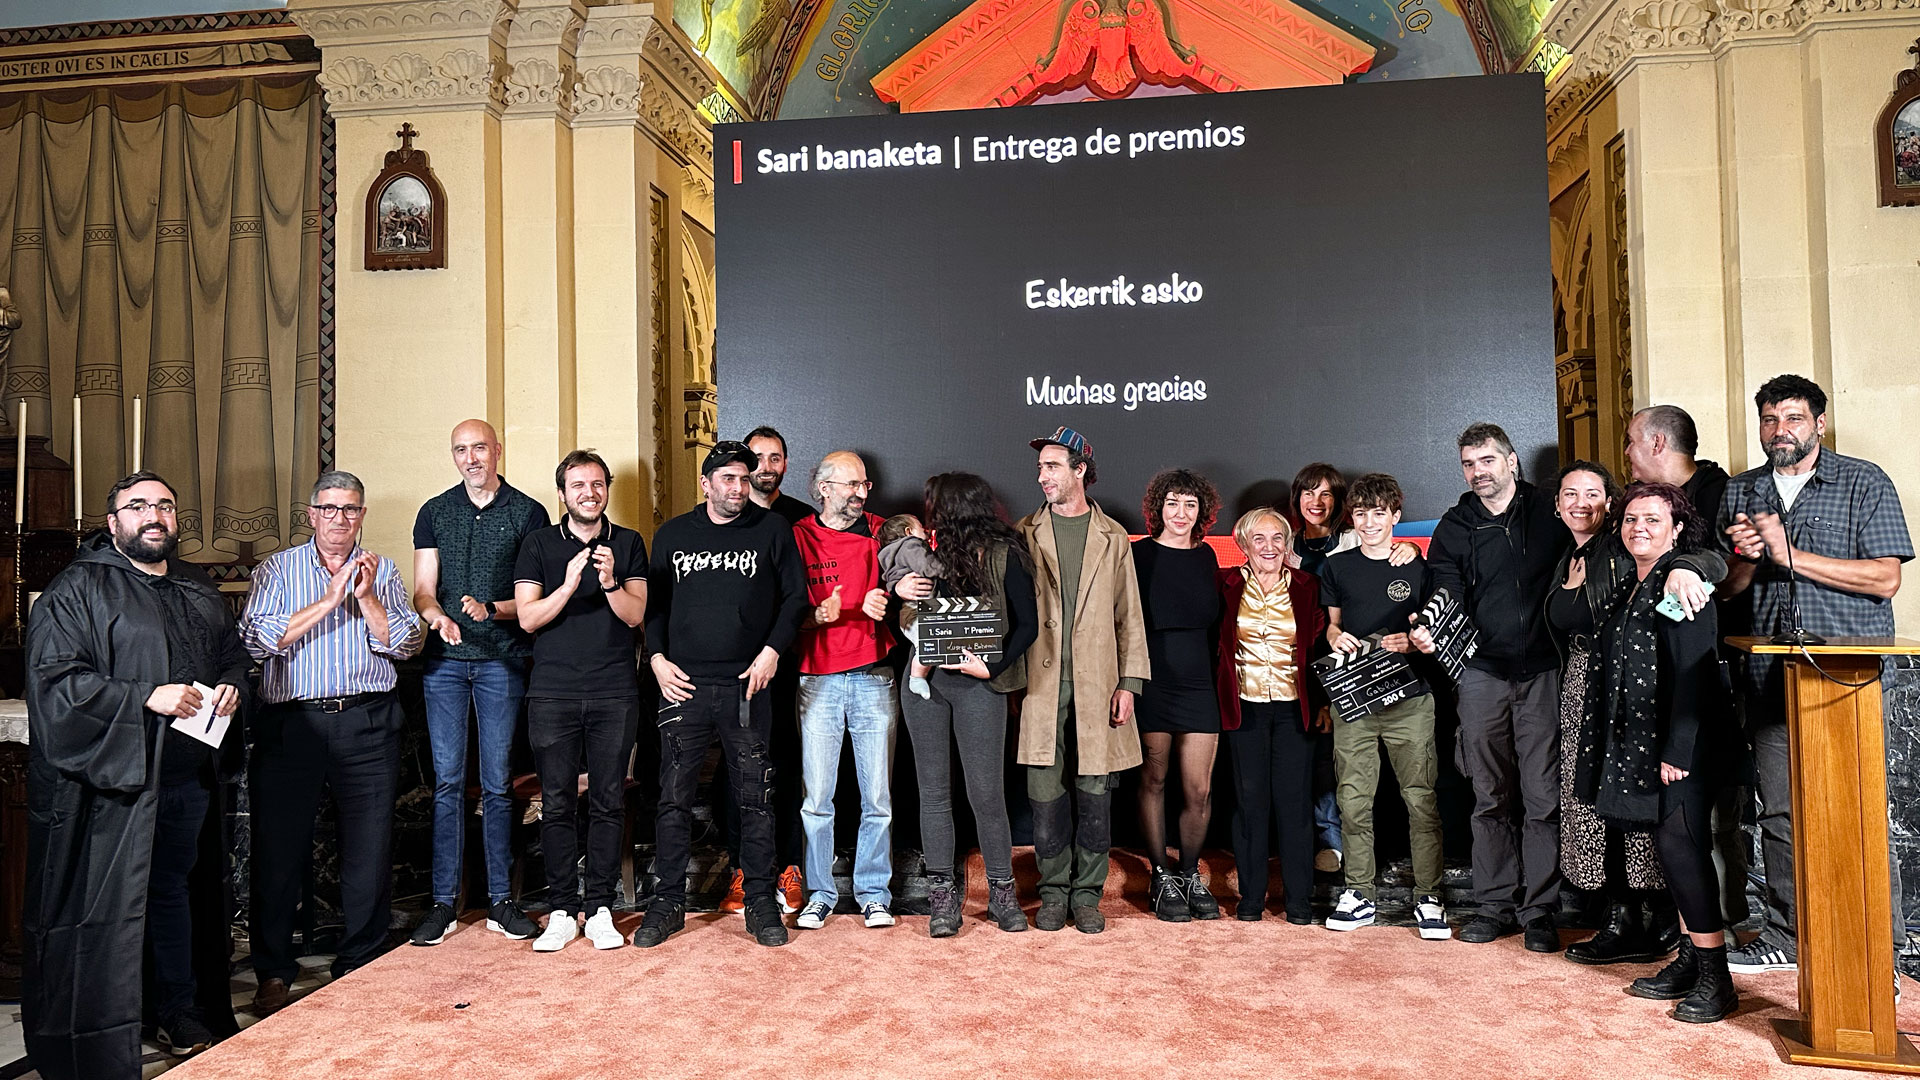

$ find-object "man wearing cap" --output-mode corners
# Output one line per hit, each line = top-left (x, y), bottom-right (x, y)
(1016, 427), (1149, 933)
(635, 441), (809, 948)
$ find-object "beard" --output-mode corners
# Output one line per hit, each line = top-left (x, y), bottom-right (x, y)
(115, 525), (179, 564)
(566, 502), (605, 529)
(749, 471), (780, 496)
(1765, 432), (1817, 469)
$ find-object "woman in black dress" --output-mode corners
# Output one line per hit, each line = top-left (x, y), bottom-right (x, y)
(1132, 469), (1224, 922)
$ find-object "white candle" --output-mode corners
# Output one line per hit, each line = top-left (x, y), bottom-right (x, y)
(72, 395), (81, 528)
(132, 396), (142, 473)
(13, 400), (24, 527)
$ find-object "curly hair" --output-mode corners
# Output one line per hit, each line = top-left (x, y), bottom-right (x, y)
(923, 472), (1032, 595)
(1616, 480), (1704, 553)
(1286, 462), (1347, 535)
(1142, 468), (1220, 539)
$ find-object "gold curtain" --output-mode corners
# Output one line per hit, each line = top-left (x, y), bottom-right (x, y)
(0, 75), (320, 558)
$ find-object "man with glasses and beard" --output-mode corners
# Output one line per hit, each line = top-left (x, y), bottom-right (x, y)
(240, 471), (423, 1015)
(1717, 374), (1912, 975)
(636, 441), (807, 948)
(24, 472), (251, 1076)
(512, 450), (648, 952)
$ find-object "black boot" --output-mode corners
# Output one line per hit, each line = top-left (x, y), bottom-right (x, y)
(1672, 944), (1738, 1023)
(928, 875), (962, 939)
(1643, 894), (1683, 958)
(1627, 939), (1698, 1000)
(1566, 903), (1661, 965)
(987, 878), (1027, 932)
(1151, 867), (1192, 923)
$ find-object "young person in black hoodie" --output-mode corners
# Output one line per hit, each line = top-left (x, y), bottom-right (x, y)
(635, 441), (808, 948)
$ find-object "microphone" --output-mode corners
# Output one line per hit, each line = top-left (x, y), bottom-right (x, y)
(1748, 476), (1825, 647)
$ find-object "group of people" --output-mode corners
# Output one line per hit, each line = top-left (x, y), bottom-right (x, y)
(20, 374), (1911, 1079)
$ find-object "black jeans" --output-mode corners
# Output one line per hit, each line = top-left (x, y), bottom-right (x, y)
(721, 663), (804, 870)
(1227, 699), (1314, 919)
(527, 696), (640, 914)
(146, 776), (211, 1022)
(654, 680), (776, 907)
(251, 695), (401, 982)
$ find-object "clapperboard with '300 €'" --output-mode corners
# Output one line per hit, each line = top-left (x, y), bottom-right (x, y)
(1308, 587), (1479, 720)
(915, 597), (1007, 665)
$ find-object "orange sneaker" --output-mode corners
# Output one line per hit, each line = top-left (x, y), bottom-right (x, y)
(720, 868), (746, 915)
(778, 865), (804, 914)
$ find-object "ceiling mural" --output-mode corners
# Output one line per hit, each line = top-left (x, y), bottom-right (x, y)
(672, 0), (1538, 121)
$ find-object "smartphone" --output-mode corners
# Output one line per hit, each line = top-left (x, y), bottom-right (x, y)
(1655, 593), (1689, 622)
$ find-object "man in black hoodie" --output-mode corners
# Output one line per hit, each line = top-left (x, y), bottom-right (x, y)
(1421, 423), (1569, 952)
(636, 441), (808, 948)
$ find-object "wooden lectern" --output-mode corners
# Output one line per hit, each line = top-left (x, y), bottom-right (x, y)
(1730, 636), (1920, 1073)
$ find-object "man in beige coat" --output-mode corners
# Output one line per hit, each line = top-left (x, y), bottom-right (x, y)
(1016, 426), (1149, 933)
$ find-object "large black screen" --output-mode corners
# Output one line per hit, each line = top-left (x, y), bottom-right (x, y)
(716, 75), (1553, 531)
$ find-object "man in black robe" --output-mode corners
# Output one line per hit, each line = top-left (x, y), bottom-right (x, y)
(24, 471), (250, 1079)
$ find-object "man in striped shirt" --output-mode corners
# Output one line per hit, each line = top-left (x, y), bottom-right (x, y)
(239, 470), (423, 1015)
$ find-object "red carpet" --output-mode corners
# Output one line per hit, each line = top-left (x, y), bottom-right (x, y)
(171, 852), (1913, 1080)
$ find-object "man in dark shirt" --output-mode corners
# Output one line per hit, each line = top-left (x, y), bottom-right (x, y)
(1716, 375), (1913, 974)
(637, 441), (808, 948)
(410, 419), (549, 947)
(1422, 422), (1568, 952)
(512, 449), (648, 953)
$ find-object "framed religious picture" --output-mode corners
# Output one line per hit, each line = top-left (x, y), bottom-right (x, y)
(364, 123), (447, 270)
(1876, 40), (1920, 208)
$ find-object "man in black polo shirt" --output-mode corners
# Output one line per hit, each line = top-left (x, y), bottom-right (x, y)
(513, 449), (648, 952)
(410, 419), (548, 947)
(636, 441), (808, 948)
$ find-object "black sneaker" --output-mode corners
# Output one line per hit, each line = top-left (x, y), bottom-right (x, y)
(1183, 869), (1221, 920)
(159, 1012), (215, 1057)
(1457, 915), (1519, 943)
(1726, 937), (1796, 974)
(487, 899), (538, 940)
(633, 903), (685, 948)
(928, 877), (962, 938)
(1151, 868), (1192, 923)
(410, 902), (458, 946)
(744, 897), (790, 947)
(1524, 916), (1562, 953)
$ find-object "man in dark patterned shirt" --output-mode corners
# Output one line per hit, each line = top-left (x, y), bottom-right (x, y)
(1718, 374), (1913, 974)
(409, 419), (550, 946)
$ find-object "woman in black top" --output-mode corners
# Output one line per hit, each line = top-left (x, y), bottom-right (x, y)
(1578, 482), (1737, 1023)
(895, 472), (1039, 938)
(1132, 469), (1224, 922)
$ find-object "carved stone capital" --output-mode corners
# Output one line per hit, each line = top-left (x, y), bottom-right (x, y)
(289, 0), (513, 115)
(574, 64), (644, 121)
(578, 9), (665, 56)
(287, 0), (515, 50)
(316, 47), (508, 113)
(682, 165), (714, 208)
(506, 0), (585, 50)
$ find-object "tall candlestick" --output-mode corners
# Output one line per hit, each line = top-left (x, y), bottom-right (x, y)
(13, 399), (24, 527)
(132, 396), (142, 473)
(72, 395), (82, 529)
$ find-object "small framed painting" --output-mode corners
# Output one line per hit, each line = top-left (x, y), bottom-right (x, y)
(364, 123), (448, 270)
(1876, 40), (1920, 208)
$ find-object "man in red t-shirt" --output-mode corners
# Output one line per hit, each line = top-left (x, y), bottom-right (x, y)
(790, 450), (899, 929)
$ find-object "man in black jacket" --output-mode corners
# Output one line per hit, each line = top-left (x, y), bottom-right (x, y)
(635, 441), (808, 948)
(1421, 424), (1569, 951)
(25, 472), (250, 1077)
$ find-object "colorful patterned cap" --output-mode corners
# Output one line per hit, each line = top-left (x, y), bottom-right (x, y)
(1030, 425), (1094, 460)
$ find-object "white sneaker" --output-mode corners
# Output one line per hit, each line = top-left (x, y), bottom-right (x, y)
(862, 902), (895, 928)
(1414, 894), (1452, 940)
(583, 907), (624, 950)
(1325, 888), (1375, 931)
(532, 910), (579, 952)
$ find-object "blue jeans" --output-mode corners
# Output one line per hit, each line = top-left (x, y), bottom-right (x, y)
(423, 657), (528, 906)
(797, 668), (899, 908)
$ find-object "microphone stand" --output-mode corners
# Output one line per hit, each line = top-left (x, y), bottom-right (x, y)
(1759, 477), (1826, 647)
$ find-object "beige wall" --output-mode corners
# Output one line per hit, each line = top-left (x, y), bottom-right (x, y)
(1547, 4), (1920, 629)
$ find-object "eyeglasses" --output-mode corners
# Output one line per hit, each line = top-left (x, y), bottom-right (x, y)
(825, 479), (874, 494)
(114, 499), (178, 516)
(311, 504), (366, 521)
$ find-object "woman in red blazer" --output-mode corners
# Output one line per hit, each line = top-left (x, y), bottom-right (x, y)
(1216, 508), (1328, 923)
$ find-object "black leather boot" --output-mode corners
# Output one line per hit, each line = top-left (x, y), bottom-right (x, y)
(1644, 894), (1683, 958)
(1627, 939), (1699, 1000)
(1566, 903), (1647, 965)
(1672, 944), (1738, 1023)
(928, 876), (962, 939)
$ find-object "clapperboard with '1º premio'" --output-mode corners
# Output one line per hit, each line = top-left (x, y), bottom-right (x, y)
(915, 596), (1007, 665)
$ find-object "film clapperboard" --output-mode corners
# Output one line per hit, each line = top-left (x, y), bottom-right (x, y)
(1309, 587), (1479, 721)
(915, 596), (1007, 665)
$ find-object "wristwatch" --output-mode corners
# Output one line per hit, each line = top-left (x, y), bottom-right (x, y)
(602, 580), (621, 593)
(483, 600), (497, 618)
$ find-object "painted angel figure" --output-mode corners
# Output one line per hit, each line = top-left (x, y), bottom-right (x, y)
(1036, 0), (1199, 97)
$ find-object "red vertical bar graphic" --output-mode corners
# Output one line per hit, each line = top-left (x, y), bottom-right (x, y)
(732, 141), (742, 184)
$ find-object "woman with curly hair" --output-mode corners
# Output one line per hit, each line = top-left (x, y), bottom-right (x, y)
(1132, 468), (1225, 921)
